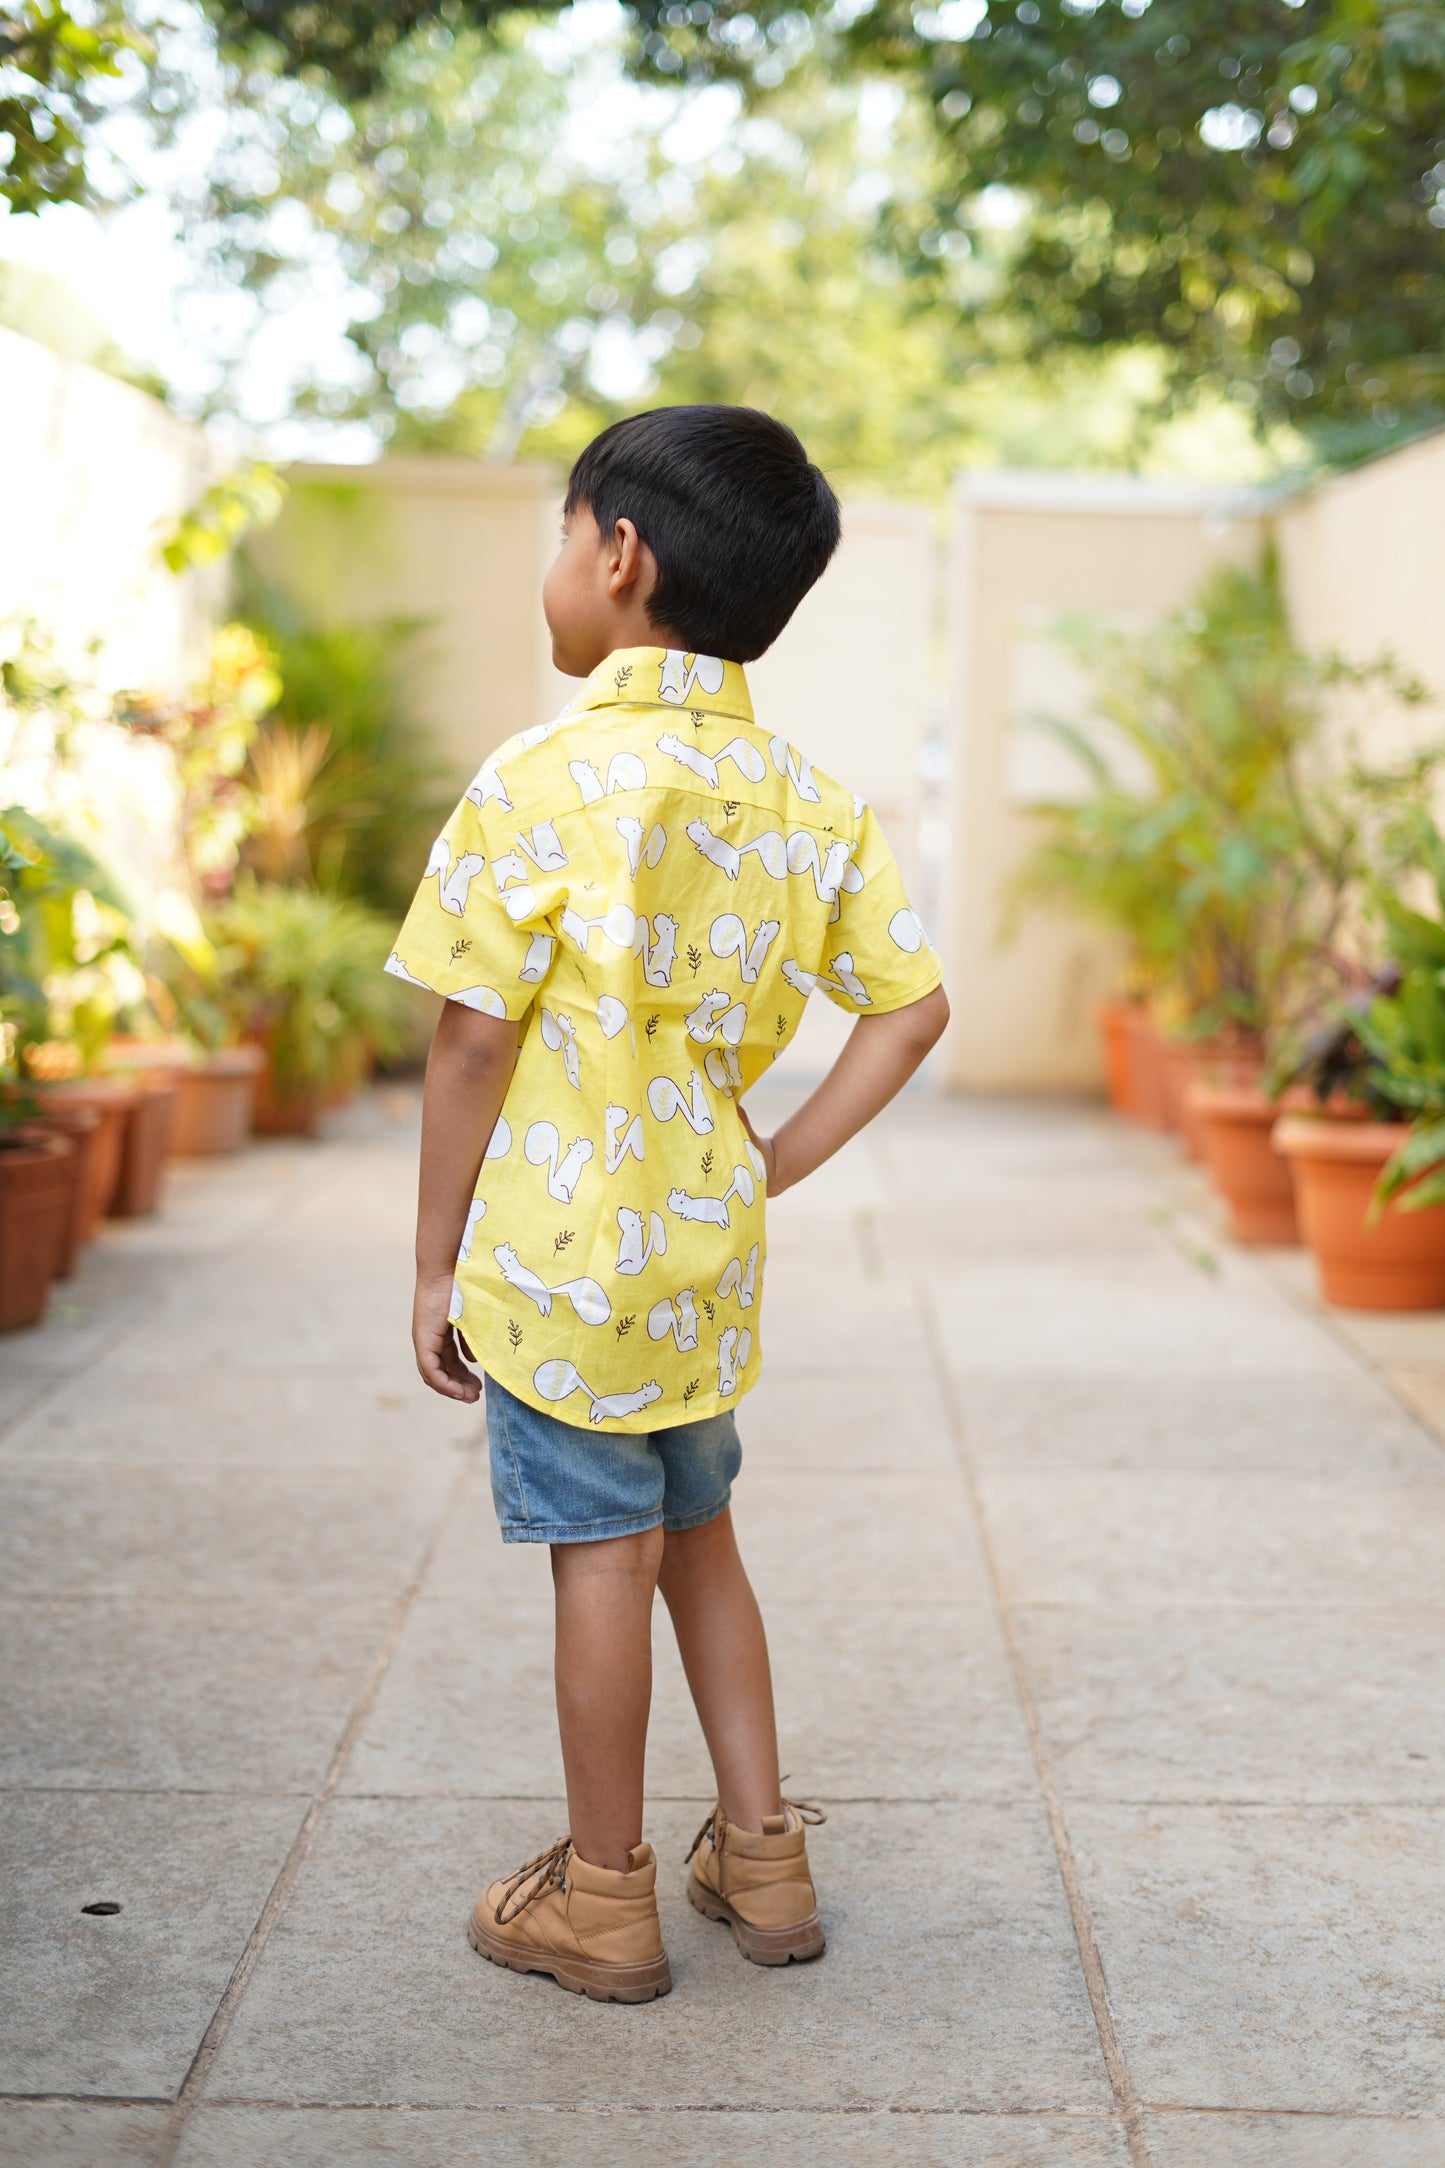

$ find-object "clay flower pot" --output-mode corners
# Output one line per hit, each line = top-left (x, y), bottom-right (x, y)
(31, 1103), (100, 1277)
(1095, 1001), (1138, 1116)
(171, 1047), (264, 1156)
(0, 1125), (78, 1331)
(1273, 1116), (1445, 1310)
(108, 1079), (181, 1217)
(251, 1051), (324, 1139)
(41, 1078), (138, 1235)
(1188, 1078), (1300, 1244)
(1120, 1006), (1171, 1130)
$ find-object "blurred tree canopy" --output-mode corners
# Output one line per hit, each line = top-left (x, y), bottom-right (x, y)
(631, 0), (1445, 448)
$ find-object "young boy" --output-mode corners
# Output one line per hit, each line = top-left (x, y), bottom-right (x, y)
(391, 404), (947, 2004)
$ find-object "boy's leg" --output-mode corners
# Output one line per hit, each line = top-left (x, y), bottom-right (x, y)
(657, 1507), (782, 1830)
(551, 1526), (664, 1870)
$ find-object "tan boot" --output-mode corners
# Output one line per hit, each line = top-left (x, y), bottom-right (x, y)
(467, 1835), (672, 2003)
(686, 1798), (827, 1965)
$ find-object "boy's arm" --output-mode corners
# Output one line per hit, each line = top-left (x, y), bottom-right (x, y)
(413, 1000), (520, 1402)
(743, 984), (949, 1198)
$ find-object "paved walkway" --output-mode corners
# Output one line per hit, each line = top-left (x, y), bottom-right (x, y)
(3, 1080), (1445, 2167)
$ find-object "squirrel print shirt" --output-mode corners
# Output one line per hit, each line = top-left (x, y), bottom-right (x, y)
(389, 645), (943, 1432)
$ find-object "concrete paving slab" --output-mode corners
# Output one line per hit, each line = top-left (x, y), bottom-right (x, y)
(0, 1367), (476, 1467)
(339, 1597), (1034, 1804)
(952, 1372), (1445, 1479)
(978, 1471), (1445, 1608)
(0, 2102), (171, 2167)
(1016, 1605), (1445, 1804)
(729, 1474), (992, 1604)
(0, 1463), (454, 1602)
(757, 1291), (934, 1371)
(0, 1596), (390, 1792)
(1383, 1370), (1445, 1444)
(208, 1796), (1114, 2113)
(738, 1368), (956, 1472)
(177, 2104), (1132, 2166)
(1143, 2112), (1445, 2166)
(1310, 1309), (1445, 1373)
(0, 1366), (53, 1433)
(1070, 1802), (1445, 2111)
(929, 1278), (1345, 1378)
(0, 1791), (304, 2096)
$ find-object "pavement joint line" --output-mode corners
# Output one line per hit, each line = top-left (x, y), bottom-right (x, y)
(153, 1442), (478, 2168)
(919, 1296), (1155, 2168)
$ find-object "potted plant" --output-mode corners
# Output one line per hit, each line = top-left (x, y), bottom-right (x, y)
(1275, 818), (1445, 1308)
(204, 878), (405, 1136)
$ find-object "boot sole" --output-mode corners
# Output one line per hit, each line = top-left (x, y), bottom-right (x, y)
(467, 1911), (672, 2003)
(687, 1873), (826, 1965)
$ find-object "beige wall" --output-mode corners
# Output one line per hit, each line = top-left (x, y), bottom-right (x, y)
(943, 472), (1265, 1090)
(258, 463), (938, 848)
(248, 458), (567, 785)
(0, 325), (214, 691)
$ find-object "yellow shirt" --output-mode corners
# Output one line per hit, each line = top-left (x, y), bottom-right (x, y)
(389, 645), (943, 1431)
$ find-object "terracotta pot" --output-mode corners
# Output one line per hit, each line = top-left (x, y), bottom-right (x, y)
(108, 1079), (180, 1217)
(1188, 1079), (1299, 1244)
(251, 1051), (323, 1139)
(1095, 1002), (1137, 1116)
(31, 1104), (100, 1277)
(171, 1047), (264, 1156)
(1158, 1038), (1205, 1157)
(0, 1125), (77, 1331)
(41, 1078), (139, 1234)
(1120, 1006), (1171, 1129)
(1274, 1116), (1445, 1310)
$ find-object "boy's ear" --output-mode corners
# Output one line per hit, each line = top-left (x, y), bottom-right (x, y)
(607, 517), (652, 600)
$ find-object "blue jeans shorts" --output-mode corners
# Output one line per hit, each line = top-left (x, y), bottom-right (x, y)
(483, 1373), (743, 1545)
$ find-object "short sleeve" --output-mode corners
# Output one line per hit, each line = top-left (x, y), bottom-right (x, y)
(813, 806), (943, 1017)
(385, 783), (561, 1021)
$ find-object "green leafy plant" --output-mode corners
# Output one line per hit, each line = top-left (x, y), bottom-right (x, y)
(1012, 549), (1434, 1051)
(1355, 813), (1445, 1214)
(204, 877), (405, 1103)
(0, 807), (135, 1118)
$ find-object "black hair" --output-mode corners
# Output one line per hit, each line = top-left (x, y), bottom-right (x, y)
(564, 405), (841, 663)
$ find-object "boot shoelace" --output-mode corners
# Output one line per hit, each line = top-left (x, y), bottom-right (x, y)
(685, 1794), (827, 1896)
(493, 1835), (572, 1925)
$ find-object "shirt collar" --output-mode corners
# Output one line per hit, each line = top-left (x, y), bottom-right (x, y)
(572, 646), (754, 726)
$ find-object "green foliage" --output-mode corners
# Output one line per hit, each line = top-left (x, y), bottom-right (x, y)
(1354, 810), (1445, 1212)
(203, 0), (560, 100)
(0, 3), (146, 215)
(0, 805), (134, 1110)
(634, 0), (1445, 449)
(236, 603), (451, 914)
(158, 464), (286, 575)
(1012, 548), (1435, 1041)
(202, 876), (404, 1098)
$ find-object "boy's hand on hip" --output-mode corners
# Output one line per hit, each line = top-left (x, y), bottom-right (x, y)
(413, 1272), (481, 1402)
(738, 1105), (786, 1196)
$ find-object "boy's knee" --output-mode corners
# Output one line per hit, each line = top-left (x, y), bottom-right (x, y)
(552, 1525), (664, 1589)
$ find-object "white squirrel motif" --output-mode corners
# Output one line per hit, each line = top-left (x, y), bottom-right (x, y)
(647, 1069), (713, 1134)
(514, 821), (568, 872)
(494, 1243), (610, 1325)
(647, 1287), (699, 1351)
(615, 1206), (667, 1274)
(384, 953), (432, 990)
(425, 837), (487, 917)
(717, 1325), (753, 1396)
(605, 1103), (645, 1172)
(524, 1120), (593, 1202)
(559, 902), (678, 987)
(710, 912), (780, 984)
(704, 1046), (744, 1091)
(656, 733), (766, 789)
(519, 932), (555, 984)
(685, 989), (747, 1047)
(784, 952), (871, 1007)
(465, 764), (512, 813)
(534, 1359), (663, 1427)
(889, 907), (927, 953)
(768, 735), (822, 803)
(685, 819), (858, 903)
(484, 1115), (512, 1159)
(715, 1242), (759, 1308)
(657, 650), (726, 705)
(666, 1161), (755, 1230)
(457, 1198), (487, 1263)
(569, 750), (647, 804)
(616, 816), (667, 879)
(448, 984), (507, 1016)
(596, 994), (632, 1041)
(539, 1007), (580, 1089)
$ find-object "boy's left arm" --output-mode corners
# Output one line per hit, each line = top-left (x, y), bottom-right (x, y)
(413, 1001), (520, 1403)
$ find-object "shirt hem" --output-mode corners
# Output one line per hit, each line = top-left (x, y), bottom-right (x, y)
(461, 1299), (762, 1435)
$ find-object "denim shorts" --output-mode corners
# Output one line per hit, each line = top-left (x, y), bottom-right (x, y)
(483, 1373), (743, 1545)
